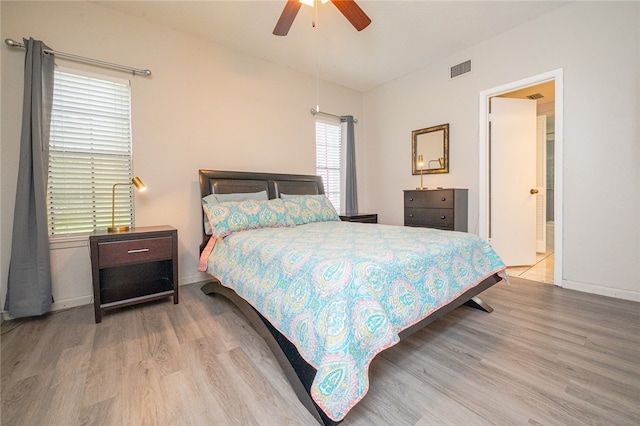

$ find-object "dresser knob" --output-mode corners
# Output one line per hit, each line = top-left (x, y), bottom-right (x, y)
(441, 215), (446, 220)
(409, 214), (414, 218)
(409, 198), (414, 202)
(441, 197), (446, 202)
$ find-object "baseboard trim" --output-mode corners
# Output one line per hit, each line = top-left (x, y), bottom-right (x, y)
(1, 273), (214, 323)
(179, 273), (210, 286)
(51, 295), (93, 311)
(562, 279), (640, 302)
(1, 294), (93, 322)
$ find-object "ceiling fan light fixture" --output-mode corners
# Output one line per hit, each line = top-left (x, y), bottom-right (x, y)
(300, 0), (329, 6)
(274, 0), (370, 36)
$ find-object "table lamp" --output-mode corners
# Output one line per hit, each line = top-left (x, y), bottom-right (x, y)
(108, 176), (146, 232)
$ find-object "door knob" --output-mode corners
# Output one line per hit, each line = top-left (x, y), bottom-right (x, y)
(530, 188), (539, 194)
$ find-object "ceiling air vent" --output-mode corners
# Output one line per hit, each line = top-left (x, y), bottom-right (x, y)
(450, 60), (471, 79)
(527, 93), (544, 100)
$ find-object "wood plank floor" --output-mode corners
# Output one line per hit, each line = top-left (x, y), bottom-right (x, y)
(2, 277), (639, 425)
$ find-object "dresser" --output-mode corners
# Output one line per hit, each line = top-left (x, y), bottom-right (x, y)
(404, 189), (468, 232)
(89, 225), (178, 323)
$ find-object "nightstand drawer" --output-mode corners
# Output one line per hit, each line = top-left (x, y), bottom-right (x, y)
(405, 208), (454, 228)
(98, 236), (173, 267)
(404, 190), (454, 208)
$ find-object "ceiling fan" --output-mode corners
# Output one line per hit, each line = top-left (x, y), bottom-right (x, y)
(273, 0), (371, 36)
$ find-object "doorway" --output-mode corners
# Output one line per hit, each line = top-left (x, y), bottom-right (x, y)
(478, 69), (563, 286)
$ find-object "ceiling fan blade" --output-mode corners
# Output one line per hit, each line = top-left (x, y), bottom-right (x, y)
(273, 0), (302, 36)
(330, 0), (371, 31)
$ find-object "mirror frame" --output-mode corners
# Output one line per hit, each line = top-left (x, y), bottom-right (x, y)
(411, 123), (449, 175)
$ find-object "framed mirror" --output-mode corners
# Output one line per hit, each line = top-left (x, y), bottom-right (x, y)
(412, 123), (449, 175)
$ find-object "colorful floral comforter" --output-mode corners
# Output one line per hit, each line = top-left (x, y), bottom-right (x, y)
(202, 221), (506, 421)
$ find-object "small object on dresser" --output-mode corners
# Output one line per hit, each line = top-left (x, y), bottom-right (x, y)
(108, 176), (146, 233)
(404, 189), (468, 231)
(417, 154), (425, 190)
(89, 225), (178, 323)
(339, 213), (378, 224)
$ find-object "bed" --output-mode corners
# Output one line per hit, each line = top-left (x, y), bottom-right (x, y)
(198, 169), (506, 425)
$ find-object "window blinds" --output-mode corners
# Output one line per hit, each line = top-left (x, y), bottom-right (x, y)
(48, 70), (133, 235)
(315, 119), (341, 212)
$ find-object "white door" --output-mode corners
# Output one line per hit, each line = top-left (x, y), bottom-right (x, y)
(489, 97), (537, 266)
(536, 115), (547, 253)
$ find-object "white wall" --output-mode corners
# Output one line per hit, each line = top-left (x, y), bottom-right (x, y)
(362, 2), (639, 300)
(2, 1), (638, 314)
(0, 1), (363, 313)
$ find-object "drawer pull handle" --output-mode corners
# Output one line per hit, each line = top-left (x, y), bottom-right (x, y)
(441, 216), (446, 220)
(127, 248), (149, 254)
(441, 197), (446, 201)
(409, 198), (414, 202)
(409, 214), (414, 218)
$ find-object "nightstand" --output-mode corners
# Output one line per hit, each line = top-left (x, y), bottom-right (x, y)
(89, 225), (178, 323)
(339, 213), (378, 224)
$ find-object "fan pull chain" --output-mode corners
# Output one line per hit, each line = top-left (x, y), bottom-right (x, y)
(314, 0), (319, 112)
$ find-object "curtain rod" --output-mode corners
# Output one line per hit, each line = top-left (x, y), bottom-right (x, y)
(4, 38), (152, 77)
(310, 108), (358, 123)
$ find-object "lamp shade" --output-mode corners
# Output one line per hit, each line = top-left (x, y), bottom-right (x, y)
(132, 176), (146, 191)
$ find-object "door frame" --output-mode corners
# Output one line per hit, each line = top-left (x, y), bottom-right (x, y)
(478, 69), (564, 286)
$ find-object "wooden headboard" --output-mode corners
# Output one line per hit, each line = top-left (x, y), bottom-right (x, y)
(198, 170), (325, 251)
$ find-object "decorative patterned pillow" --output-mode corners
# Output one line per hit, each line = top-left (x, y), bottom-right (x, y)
(202, 190), (268, 235)
(281, 194), (340, 225)
(279, 193), (306, 200)
(203, 198), (293, 238)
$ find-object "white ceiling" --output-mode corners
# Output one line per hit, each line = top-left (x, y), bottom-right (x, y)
(94, 1), (569, 92)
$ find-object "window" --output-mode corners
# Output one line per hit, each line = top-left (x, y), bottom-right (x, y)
(48, 70), (133, 235)
(315, 119), (341, 212)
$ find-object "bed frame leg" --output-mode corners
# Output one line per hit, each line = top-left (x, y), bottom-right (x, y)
(463, 296), (493, 312)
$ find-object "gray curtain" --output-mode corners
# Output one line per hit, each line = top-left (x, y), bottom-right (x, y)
(341, 115), (358, 214)
(5, 38), (55, 318)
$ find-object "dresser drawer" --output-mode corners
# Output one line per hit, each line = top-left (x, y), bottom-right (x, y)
(405, 208), (454, 229)
(404, 190), (454, 208)
(98, 236), (173, 267)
